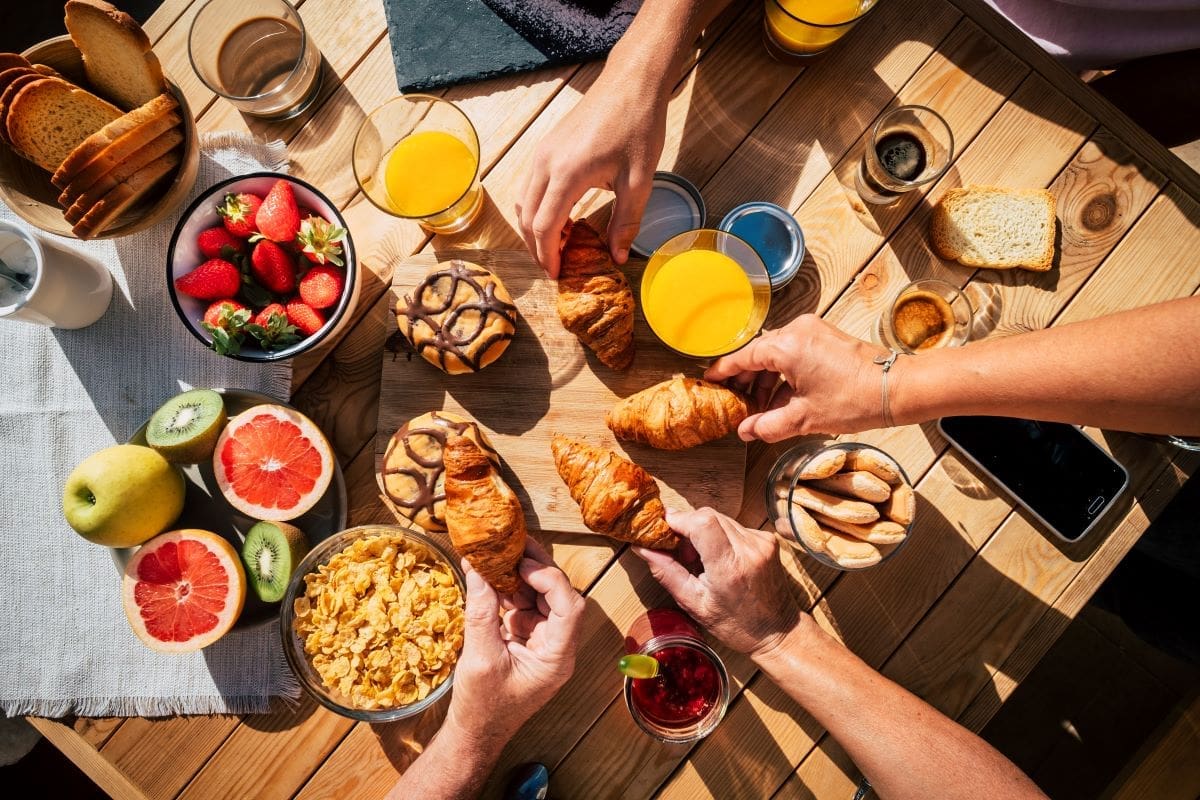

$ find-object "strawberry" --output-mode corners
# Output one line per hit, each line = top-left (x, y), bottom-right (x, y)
(216, 192), (262, 239)
(255, 179), (301, 243)
(285, 299), (326, 336)
(202, 298), (247, 327)
(197, 226), (245, 259)
(296, 215), (347, 266)
(250, 240), (297, 294)
(298, 265), (345, 309)
(253, 303), (288, 328)
(200, 299), (252, 356)
(175, 259), (241, 300)
(246, 302), (302, 351)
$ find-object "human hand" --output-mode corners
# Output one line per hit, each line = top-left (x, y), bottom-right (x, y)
(634, 508), (804, 659)
(705, 314), (890, 441)
(445, 539), (586, 747)
(516, 62), (669, 278)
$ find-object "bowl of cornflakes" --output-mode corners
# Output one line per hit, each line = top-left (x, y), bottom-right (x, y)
(280, 524), (466, 722)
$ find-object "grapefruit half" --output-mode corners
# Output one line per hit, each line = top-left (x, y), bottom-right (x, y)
(213, 404), (334, 521)
(121, 529), (247, 652)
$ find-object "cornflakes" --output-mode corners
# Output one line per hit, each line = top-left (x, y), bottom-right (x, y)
(292, 533), (464, 710)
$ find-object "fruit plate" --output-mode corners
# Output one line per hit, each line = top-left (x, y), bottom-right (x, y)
(114, 388), (348, 629)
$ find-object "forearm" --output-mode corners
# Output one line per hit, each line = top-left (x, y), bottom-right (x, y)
(893, 297), (1200, 435)
(384, 710), (513, 800)
(754, 617), (1045, 800)
(604, 0), (734, 96)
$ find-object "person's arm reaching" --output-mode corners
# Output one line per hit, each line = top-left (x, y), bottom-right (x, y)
(385, 541), (585, 800)
(517, 0), (733, 277)
(704, 297), (1200, 440)
(635, 508), (1047, 800)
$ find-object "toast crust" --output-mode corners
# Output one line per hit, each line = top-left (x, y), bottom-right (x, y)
(52, 92), (178, 190)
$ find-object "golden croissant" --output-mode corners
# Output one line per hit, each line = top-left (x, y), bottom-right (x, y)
(443, 435), (526, 593)
(606, 376), (751, 450)
(556, 219), (635, 371)
(550, 434), (678, 549)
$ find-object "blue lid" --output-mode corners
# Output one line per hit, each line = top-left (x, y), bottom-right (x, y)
(631, 172), (706, 258)
(718, 202), (805, 290)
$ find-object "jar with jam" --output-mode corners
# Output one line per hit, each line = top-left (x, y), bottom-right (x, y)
(623, 609), (730, 743)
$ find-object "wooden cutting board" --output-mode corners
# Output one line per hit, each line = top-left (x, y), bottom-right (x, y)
(374, 250), (746, 535)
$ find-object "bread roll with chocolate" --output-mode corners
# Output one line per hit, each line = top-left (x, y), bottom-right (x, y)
(397, 260), (518, 374)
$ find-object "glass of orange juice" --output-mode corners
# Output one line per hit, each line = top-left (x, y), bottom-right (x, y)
(353, 95), (484, 234)
(642, 230), (771, 359)
(763, 0), (881, 60)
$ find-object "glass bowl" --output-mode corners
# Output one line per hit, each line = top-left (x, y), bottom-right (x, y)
(765, 442), (914, 571)
(641, 228), (772, 359)
(280, 523), (465, 722)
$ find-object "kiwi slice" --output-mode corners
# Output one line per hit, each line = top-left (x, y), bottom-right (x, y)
(146, 389), (227, 463)
(242, 521), (309, 603)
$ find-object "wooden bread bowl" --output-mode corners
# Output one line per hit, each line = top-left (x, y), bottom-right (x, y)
(0, 36), (198, 239)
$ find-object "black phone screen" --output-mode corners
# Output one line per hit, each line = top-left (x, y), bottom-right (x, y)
(939, 416), (1129, 541)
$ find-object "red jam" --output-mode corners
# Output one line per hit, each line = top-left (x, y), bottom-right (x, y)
(630, 644), (721, 727)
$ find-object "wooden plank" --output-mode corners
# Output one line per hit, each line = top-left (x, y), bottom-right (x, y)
(98, 716), (241, 800)
(1103, 691), (1200, 800)
(72, 716), (124, 749)
(176, 697), (352, 800)
(143, 0), (196, 44)
(374, 250), (746, 534)
(947, 0), (1200, 201)
(27, 717), (150, 800)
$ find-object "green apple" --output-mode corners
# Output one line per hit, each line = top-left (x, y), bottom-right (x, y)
(63, 444), (186, 547)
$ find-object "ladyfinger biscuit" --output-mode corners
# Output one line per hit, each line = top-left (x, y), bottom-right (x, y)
(797, 448), (846, 480)
(791, 485), (880, 525)
(880, 483), (916, 526)
(822, 527), (882, 568)
(812, 512), (907, 545)
(843, 448), (903, 485)
(790, 504), (830, 554)
(809, 470), (891, 503)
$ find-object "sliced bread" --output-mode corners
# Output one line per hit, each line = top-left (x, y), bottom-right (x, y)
(71, 148), (180, 238)
(32, 64), (67, 80)
(52, 92), (177, 189)
(930, 186), (1057, 272)
(0, 54), (32, 73)
(58, 111), (181, 206)
(5, 78), (122, 172)
(0, 73), (47, 146)
(64, 126), (183, 222)
(65, 0), (165, 110)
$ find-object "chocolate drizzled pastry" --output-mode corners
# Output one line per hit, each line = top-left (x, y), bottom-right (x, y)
(381, 411), (499, 532)
(397, 260), (519, 374)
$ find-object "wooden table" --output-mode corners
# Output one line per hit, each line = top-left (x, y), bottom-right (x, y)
(28, 0), (1200, 797)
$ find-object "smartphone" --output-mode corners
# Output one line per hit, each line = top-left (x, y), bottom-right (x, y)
(938, 416), (1129, 542)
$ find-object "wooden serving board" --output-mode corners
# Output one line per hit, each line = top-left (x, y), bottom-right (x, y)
(374, 250), (746, 536)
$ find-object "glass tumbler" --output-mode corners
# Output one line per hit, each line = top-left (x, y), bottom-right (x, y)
(763, 0), (881, 61)
(189, 0), (323, 119)
(879, 278), (974, 353)
(855, 105), (954, 205)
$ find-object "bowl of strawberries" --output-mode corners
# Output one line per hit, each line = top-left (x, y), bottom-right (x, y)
(166, 172), (357, 361)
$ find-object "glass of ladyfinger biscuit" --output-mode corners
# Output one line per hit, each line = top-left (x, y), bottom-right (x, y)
(766, 443), (915, 571)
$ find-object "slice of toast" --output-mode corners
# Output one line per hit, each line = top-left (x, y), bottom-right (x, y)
(0, 74), (48, 147)
(65, 0), (165, 110)
(930, 186), (1057, 272)
(5, 77), (122, 172)
(0, 54), (31, 73)
(63, 125), (183, 222)
(52, 92), (177, 189)
(59, 111), (181, 207)
(71, 148), (180, 239)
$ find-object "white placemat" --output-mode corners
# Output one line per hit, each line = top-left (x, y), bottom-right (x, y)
(0, 132), (302, 717)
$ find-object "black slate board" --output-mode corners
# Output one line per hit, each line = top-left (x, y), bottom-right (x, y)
(383, 0), (636, 92)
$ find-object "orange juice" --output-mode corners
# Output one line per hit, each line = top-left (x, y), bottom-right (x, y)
(765, 0), (875, 57)
(383, 130), (478, 218)
(642, 249), (756, 357)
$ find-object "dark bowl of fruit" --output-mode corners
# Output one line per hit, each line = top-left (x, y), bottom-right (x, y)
(166, 172), (358, 361)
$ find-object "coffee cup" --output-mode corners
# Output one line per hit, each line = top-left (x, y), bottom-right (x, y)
(0, 219), (113, 329)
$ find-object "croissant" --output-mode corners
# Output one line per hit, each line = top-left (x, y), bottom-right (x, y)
(443, 435), (526, 593)
(606, 376), (751, 450)
(550, 434), (678, 549)
(556, 219), (635, 371)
